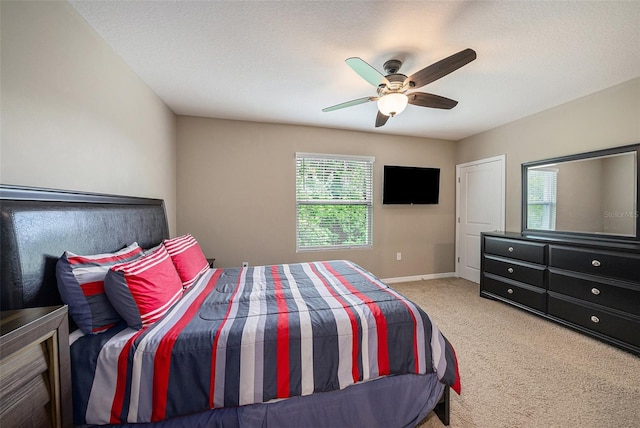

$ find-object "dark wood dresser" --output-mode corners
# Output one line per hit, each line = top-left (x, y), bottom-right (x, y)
(481, 232), (640, 355)
(0, 305), (72, 427)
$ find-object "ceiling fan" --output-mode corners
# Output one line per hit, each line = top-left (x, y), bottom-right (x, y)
(322, 48), (476, 128)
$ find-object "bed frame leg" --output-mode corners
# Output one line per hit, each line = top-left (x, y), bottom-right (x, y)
(433, 385), (450, 426)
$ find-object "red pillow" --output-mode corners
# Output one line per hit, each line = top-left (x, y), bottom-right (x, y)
(163, 234), (209, 289)
(104, 245), (184, 330)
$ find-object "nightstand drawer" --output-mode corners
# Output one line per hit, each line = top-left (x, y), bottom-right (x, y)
(0, 339), (50, 398)
(0, 306), (71, 428)
(483, 275), (546, 312)
(0, 337), (55, 428)
(484, 256), (545, 287)
(548, 293), (640, 348)
(0, 370), (51, 428)
(548, 270), (640, 316)
(484, 237), (546, 264)
(549, 245), (640, 283)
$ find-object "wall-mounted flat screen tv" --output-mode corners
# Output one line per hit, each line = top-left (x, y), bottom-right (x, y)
(383, 165), (440, 204)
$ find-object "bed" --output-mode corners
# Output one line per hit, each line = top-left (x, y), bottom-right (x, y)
(0, 185), (459, 428)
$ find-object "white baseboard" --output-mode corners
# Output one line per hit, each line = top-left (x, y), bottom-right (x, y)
(381, 272), (456, 284)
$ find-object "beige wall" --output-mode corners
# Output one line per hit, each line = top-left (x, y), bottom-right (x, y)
(602, 153), (637, 235)
(554, 153), (635, 235)
(457, 77), (640, 232)
(177, 117), (456, 279)
(0, 1), (177, 234)
(555, 159), (603, 233)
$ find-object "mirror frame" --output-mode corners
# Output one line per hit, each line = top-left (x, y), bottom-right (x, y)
(522, 143), (640, 243)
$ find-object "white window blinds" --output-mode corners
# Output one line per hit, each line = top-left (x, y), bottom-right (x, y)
(527, 168), (558, 230)
(295, 153), (374, 251)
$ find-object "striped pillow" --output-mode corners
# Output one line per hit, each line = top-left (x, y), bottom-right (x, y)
(56, 243), (143, 334)
(104, 245), (184, 330)
(163, 234), (209, 289)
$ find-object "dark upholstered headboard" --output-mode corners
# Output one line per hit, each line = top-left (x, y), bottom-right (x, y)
(1, 185), (169, 311)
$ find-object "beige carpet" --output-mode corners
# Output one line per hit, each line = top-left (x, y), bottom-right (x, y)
(391, 278), (640, 428)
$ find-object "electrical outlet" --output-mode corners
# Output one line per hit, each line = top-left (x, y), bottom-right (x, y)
(242, 262), (248, 268)
(396, 252), (402, 261)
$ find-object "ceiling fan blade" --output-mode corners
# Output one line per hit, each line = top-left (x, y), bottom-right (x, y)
(375, 111), (389, 127)
(346, 57), (389, 87)
(407, 92), (459, 109)
(404, 48), (476, 89)
(322, 96), (377, 112)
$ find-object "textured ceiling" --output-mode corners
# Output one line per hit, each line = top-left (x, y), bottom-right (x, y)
(69, 1), (640, 141)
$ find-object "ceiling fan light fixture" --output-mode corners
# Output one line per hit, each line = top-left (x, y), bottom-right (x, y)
(324, 49), (476, 127)
(377, 93), (408, 117)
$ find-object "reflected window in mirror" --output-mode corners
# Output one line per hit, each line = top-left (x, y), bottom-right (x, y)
(527, 167), (557, 230)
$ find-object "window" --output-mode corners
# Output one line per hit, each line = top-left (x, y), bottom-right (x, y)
(527, 168), (557, 230)
(296, 153), (374, 251)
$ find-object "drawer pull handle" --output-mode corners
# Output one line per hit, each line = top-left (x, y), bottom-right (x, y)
(590, 315), (600, 323)
(507, 267), (514, 274)
(507, 288), (514, 294)
(591, 288), (601, 295)
(508, 247), (514, 252)
(591, 260), (601, 267)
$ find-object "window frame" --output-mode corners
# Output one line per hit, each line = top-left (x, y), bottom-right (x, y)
(295, 152), (375, 252)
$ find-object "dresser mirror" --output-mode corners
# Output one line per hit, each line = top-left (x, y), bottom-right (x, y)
(522, 143), (640, 241)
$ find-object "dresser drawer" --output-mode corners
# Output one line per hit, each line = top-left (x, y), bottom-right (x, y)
(484, 237), (546, 264)
(482, 275), (546, 312)
(548, 245), (640, 283)
(548, 293), (640, 348)
(548, 270), (640, 316)
(484, 255), (546, 287)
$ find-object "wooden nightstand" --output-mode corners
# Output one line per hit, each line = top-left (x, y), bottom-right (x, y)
(0, 305), (72, 428)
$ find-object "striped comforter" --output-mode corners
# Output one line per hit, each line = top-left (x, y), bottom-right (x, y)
(71, 260), (460, 425)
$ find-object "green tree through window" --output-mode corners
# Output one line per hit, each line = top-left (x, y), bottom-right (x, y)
(296, 153), (374, 250)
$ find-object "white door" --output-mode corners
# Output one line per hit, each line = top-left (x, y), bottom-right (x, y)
(456, 155), (505, 283)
